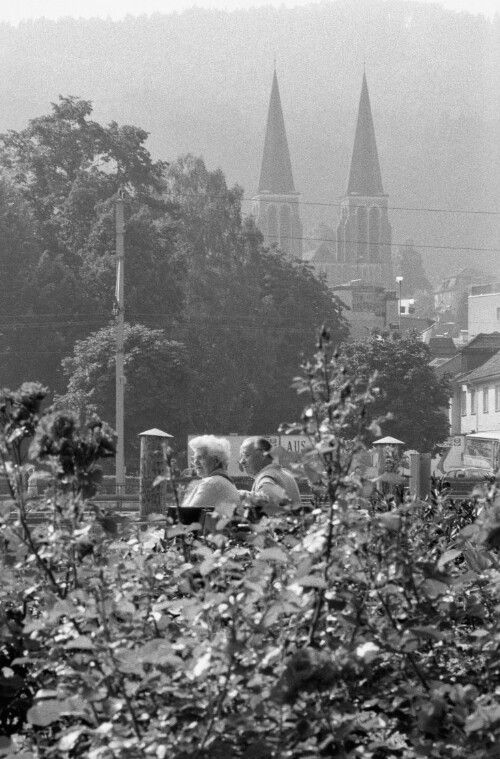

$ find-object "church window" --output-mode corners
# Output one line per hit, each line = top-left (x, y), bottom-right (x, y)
(357, 206), (368, 262)
(369, 206), (381, 262)
(336, 225), (345, 262)
(279, 205), (291, 255)
(268, 205), (278, 244)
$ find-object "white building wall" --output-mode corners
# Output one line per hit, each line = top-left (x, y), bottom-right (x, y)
(460, 381), (500, 434)
(468, 292), (500, 340)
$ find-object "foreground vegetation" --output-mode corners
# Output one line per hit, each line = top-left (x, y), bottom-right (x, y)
(1, 332), (500, 758)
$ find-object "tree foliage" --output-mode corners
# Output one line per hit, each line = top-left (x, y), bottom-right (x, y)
(0, 97), (177, 394)
(0, 340), (500, 758)
(56, 323), (188, 466)
(0, 105), (347, 465)
(394, 240), (432, 298)
(337, 332), (451, 452)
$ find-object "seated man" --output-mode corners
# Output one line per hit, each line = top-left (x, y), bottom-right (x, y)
(239, 436), (301, 508)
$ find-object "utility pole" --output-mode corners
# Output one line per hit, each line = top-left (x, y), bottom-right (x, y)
(115, 190), (125, 498)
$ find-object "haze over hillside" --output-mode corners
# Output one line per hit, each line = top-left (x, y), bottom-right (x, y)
(1, 0), (498, 283)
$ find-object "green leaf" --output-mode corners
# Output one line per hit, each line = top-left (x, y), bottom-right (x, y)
(258, 547), (288, 563)
(423, 579), (449, 599)
(408, 625), (445, 641)
(58, 728), (86, 752)
(294, 575), (327, 589)
(27, 700), (65, 727)
(463, 549), (492, 574)
(64, 635), (95, 651)
(437, 548), (462, 570)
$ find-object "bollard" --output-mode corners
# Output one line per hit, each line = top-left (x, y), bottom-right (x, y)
(409, 453), (432, 500)
(138, 428), (173, 518)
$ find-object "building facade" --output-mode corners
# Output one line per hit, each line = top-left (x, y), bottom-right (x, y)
(468, 283), (500, 340)
(458, 352), (500, 434)
(331, 282), (398, 339)
(433, 333), (500, 435)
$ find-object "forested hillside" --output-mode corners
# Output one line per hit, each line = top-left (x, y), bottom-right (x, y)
(0, 0), (498, 282)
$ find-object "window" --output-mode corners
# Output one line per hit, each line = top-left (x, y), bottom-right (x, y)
(483, 387), (489, 413)
(471, 389), (477, 415)
(461, 389), (467, 416)
(495, 384), (500, 412)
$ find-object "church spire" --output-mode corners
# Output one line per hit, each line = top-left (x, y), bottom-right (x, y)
(252, 69), (302, 259)
(258, 70), (296, 194)
(347, 72), (384, 196)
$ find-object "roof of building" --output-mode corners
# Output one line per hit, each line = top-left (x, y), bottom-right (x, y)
(258, 70), (296, 194)
(346, 72), (384, 197)
(470, 282), (500, 296)
(459, 350), (500, 384)
(431, 353), (463, 378)
(429, 357), (453, 369)
(331, 279), (386, 292)
(435, 268), (488, 293)
(428, 336), (457, 356)
(462, 332), (500, 353)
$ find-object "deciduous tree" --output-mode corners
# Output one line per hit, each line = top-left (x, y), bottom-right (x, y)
(56, 323), (188, 466)
(338, 332), (451, 452)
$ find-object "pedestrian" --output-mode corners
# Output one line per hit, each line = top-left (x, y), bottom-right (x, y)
(239, 436), (301, 507)
(181, 435), (240, 511)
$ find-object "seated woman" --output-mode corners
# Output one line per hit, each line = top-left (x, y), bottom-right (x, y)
(181, 435), (239, 513)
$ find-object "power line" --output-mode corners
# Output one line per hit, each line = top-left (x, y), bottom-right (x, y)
(264, 233), (500, 254)
(167, 190), (500, 217)
(0, 321), (325, 333)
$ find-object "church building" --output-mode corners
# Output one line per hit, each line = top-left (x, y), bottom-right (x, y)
(334, 72), (393, 286)
(252, 70), (302, 259)
(305, 72), (393, 288)
(253, 70), (394, 294)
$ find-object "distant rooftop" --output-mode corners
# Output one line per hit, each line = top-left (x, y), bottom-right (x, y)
(459, 350), (500, 384)
(470, 283), (500, 296)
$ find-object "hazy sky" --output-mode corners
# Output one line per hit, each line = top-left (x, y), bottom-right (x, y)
(1, 0), (497, 25)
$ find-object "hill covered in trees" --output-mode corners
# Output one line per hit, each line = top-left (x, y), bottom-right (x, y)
(0, 0), (498, 283)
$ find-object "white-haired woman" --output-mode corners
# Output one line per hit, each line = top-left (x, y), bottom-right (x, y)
(181, 435), (239, 511)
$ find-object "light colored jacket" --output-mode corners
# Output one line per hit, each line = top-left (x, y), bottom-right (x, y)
(251, 463), (301, 507)
(181, 471), (239, 511)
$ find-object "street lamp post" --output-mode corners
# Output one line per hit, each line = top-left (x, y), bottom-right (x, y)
(115, 191), (125, 499)
(396, 276), (403, 331)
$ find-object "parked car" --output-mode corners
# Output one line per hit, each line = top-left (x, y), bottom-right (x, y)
(442, 467), (497, 498)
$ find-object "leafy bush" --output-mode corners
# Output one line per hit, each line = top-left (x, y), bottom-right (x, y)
(1, 335), (500, 758)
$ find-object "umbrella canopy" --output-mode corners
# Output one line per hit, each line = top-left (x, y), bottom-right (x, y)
(138, 428), (173, 438)
(373, 436), (405, 446)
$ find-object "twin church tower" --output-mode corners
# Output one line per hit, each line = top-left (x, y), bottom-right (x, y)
(252, 69), (393, 288)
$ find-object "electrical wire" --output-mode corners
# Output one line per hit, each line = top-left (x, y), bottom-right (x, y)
(166, 190), (500, 216)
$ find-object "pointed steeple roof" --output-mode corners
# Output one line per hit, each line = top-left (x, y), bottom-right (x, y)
(258, 70), (296, 194)
(347, 72), (384, 196)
